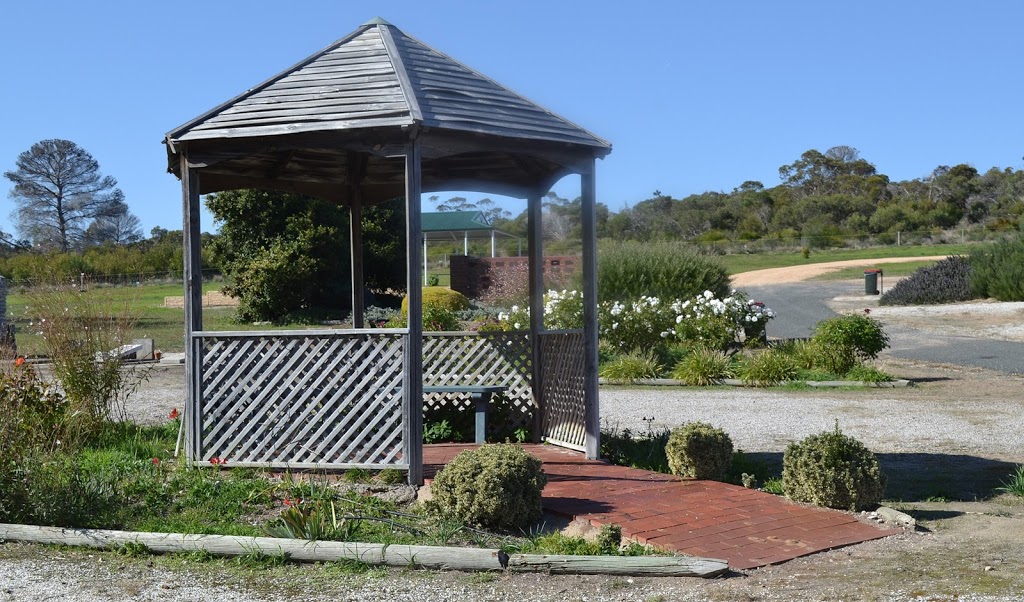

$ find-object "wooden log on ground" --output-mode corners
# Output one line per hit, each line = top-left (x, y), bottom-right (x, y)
(0, 524), (728, 578)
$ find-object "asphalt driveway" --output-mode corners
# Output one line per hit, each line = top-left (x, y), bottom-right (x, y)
(741, 281), (1024, 375)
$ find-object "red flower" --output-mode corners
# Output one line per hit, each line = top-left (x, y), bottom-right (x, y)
(168, 408), (180, 420)
(209, 457), (220, 465)
(14, 357), (25, 367)
(152, 457), (160, 466)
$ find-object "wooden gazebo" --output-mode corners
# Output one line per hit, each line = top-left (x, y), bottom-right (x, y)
(163, 17), (611, 484)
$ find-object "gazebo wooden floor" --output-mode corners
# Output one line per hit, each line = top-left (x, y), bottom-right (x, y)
(423, 443), (901, 570)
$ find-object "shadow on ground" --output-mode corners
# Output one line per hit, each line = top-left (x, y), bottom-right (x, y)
(740, 452), (1018, 502)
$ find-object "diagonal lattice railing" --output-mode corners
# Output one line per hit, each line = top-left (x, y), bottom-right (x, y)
(422, 331), (534, 435)
(188, 329), (582, 469)
(539, 330), (587, 450)
(190, 330), (406, 469)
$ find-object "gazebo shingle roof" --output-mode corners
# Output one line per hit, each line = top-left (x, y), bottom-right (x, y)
(168, 17), (609, 151)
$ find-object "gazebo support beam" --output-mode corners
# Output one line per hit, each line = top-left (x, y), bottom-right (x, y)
(580, 163), (600, 460)
(180, 155), (203, 460)
(527, 191), (544, 442)
(350, 197), (364, 328)
(403, 141), (424, 486)
(348, 152), (367, 328)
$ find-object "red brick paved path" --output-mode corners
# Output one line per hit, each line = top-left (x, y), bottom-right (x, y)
(424, 444), (901, 570)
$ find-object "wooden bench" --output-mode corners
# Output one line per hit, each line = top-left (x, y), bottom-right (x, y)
(423, 385), (507, 444)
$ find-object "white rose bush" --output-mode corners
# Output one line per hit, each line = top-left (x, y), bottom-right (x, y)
(494, 289), (775, 354)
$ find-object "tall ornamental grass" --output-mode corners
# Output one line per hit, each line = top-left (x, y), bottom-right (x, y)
(586, 241), (731, 302)
(970, 236), (1024, 301)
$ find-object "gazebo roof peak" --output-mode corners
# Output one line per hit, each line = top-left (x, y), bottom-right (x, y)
(362, 16), (393, 26)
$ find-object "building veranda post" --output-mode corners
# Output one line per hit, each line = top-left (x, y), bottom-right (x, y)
(163, 18), (610, 484)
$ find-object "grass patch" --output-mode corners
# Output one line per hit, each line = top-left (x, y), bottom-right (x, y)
(718, 243), (974, 275)
(8, 282), (350, 355)
(809, 260), (941, 281)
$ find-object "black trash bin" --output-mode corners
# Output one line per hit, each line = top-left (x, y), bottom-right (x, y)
(864, 269), (882, 295)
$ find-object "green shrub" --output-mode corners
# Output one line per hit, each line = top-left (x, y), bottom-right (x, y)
(401, 287), (470, 314)
(387, 305), (462, 331)
(427, 444), (546, 530)
(670, 347), (733, 386)
(599, 349), (662, 383)
(588, 241), (730, 303)
(845, 364), (895, 383)
(664, 422), (733, 481)
(970, 236), (1024, 301)
(880, 256), (974, 306)
(782, 422), (886, 511)
(738, 349), (798, 386)
(812, 313), (889, 365)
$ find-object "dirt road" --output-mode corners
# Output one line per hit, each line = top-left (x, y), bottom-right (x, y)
(730, 256), (948, 286)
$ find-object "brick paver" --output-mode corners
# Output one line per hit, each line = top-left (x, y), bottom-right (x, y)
(424, 443), (901, 570)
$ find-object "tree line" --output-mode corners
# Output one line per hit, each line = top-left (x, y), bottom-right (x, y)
(488, 145), (1024, 252)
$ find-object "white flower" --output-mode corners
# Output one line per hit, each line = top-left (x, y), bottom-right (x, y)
(513, 322), (521, 329)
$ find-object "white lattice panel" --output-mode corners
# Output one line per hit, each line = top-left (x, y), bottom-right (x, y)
(540, 331), (587, 449)
(191, 331), (406, 469)
(422, 332), (534, 435)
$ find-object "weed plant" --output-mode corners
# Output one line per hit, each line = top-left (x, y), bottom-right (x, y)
(996, 465), (1024, 497)
(600, 421), (670, 473)
(24, 281), (147, 444)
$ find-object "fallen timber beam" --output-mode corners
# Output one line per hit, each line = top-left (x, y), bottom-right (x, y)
(0, 524), (728, 578)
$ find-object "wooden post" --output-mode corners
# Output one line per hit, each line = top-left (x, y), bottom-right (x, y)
(180, 154), (203, 461)
(580, 163), (600, 460)
(348, 152), (367, 329)
(350, 197), (364, 329)
(527, 191), (544, 442)
(404, 141), (424, 486)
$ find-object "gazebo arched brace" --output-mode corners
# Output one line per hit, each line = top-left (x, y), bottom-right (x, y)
(165, 18), (610, 485)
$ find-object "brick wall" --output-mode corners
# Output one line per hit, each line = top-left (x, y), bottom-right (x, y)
(450, 255), (579, 299)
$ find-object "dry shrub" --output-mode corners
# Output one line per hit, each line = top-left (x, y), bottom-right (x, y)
(24, 281), (146, 443)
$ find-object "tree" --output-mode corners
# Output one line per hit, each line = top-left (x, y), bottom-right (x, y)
(4, 139), (126, 252)
(206, 189), (405, 321)
(83, 202), (143, 246)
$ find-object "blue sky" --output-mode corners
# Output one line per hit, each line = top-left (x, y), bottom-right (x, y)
(2, 1), (1022, 236)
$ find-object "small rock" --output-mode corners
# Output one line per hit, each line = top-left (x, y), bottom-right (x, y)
(984, 565), (994, 572)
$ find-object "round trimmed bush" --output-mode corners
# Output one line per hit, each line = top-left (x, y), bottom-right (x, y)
(782, 423), (886, 511)
(401, 287), (470, 314)
(665, 422), (733, 480)
(428, 444), (547, 530)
